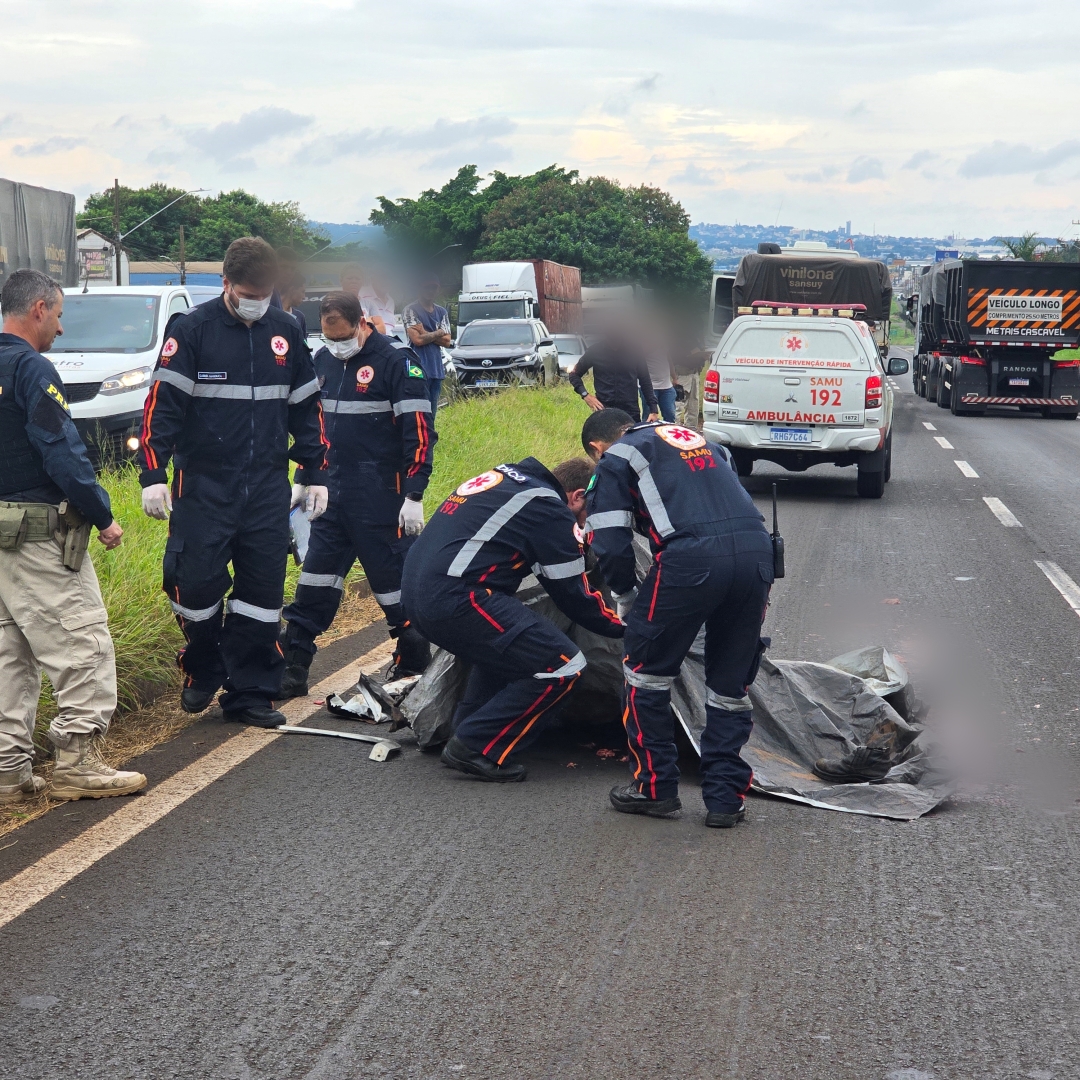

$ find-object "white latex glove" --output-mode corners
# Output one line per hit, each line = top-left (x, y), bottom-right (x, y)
(614, 587), (639, 622)
(399, 497), (425, 536)
(290, 483), (305, 510)
(290, 483), (328, 521)
(142, 483), (172, 520)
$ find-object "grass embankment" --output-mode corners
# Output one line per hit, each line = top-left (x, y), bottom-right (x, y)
(889, 297), (915, 347)
(29, 383), (587, 750)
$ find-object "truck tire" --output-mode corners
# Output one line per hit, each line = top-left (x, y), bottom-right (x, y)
(856, 461), (885, 499)
(1054, 411), (1079, 420)
(883, 432), (893, 483)
(937, 374), (951, 408)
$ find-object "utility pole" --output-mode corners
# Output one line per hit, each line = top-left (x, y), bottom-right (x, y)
(112, 178), (122, 286)
(179, 224), (186, 285)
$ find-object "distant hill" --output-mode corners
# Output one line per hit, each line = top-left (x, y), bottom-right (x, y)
(308, 222), (385, 247)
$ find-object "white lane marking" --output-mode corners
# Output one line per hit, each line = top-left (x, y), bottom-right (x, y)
(0, 639), (395, 932)
(933, 436), (954, 449)
(922, 422), (937, 430)
(1035, 560), (1080, 617)
(983, 496), (1022, 527)
(954, 460), (979, 478)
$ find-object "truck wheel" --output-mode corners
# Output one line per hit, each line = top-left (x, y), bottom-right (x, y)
(1055, 411), (1079, 420)
(731, 451), (754, 477)
(937, 375), (951, 408)
(856, 463), (885, 499)
(950, 380), (964, 415)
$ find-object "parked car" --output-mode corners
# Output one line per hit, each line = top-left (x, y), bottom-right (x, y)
(46, 286), (193, 464)
(449, 319), (560, 391)
(552, 333), (587, 374)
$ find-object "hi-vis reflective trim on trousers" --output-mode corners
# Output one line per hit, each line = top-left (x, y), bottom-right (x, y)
(393, 398), (432, 415)
(373, 589), (402, 606)
(447, 487), (562, 578)
(226, 599), (281, 623)
(322, 399), (392, 415)
(623, 664), (674, 690)
(535, 651), (587, 680)
(531, 556), (585, 580)
(170, 599), (222, 622)
(298, 572), (345, 590)
(584, 510), (633, 532)
(604, 443), (675, 538)
(706, 687), (752, 712)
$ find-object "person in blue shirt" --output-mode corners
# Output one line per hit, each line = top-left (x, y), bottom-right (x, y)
(402, 274), (452, 424)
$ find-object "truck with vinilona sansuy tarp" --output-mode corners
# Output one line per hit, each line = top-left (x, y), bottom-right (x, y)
(913, 259), (1080, 419)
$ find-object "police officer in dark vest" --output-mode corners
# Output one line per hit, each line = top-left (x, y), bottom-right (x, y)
(0, 269), (146, 803)
(582, 409), (773, 828)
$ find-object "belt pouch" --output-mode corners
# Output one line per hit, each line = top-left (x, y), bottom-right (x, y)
(0, 506), (27, 551)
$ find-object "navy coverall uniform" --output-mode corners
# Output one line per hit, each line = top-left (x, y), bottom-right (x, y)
(282, 331), (435, 652)
(402, 458), (622, 763)
(138, 296), (329, 713)
(586, 422), (773, 813)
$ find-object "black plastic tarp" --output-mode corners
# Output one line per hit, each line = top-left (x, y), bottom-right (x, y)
(732, 253), (892, 321)
(0, 178), (78, 288)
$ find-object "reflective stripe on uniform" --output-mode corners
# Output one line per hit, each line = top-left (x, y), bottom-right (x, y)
(605, 442), (675, 538)
(298, 572), (344, 590)
(253, 384), (289, 400)
(535, 650), (587, 680)
(187, 383), (287, 400)
(321, 399), (394, 415)
(170, 599), (222, 622)
(623, 664), (674, 690)
(153, 368), (195, 395)
(373, 588), (402, 605)
(531, 556), (585, 580)
(226, 599), (281, 623)
(446, 488), (562, 578)
(288, 378), (321, 405)
(706, 688), (752, 712)
(393, 398), (432, 415)
(583, 509), (633, 532)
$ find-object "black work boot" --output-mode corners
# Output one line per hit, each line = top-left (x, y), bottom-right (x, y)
(705, 808), (746, 829)
(388, 623), (431, 678)
(225, 705), (286, 729)
(609, 783), (681, 818)
(441, 736), (527, 782)
(181, 686), (216, 714)
(278, 624), (315, 700)
(813, 744), (895, 783)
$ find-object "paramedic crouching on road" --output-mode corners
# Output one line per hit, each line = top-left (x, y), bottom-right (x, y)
(139, 237), (329, 728)
(279, 292), (436, 697)
(401, 458), (623, 782)
(583, 409), (773, 828)
(0, 270), (146, 802)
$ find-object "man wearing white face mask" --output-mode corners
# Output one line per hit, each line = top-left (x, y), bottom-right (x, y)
(278, 291), (437, 697)
(138, 237), (329, 728)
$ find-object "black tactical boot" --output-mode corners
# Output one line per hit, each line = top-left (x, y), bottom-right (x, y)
(441, 736), (527, 783)
(181, 686), (216, 713)
(608, 783), (681, 818)
(813, 744), (895, 783)
(388, 623), (431, 678)
(278, 624), (315, 700)
(225, 705), (286, 729)
(705, 808), (746, 829)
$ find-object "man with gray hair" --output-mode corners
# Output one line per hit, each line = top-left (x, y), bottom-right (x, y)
(0, 269), (146, 802)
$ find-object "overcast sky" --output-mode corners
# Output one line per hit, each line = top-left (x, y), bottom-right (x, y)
(1, 0), (1078, 240)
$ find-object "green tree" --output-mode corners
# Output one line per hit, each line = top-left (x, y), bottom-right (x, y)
(476, 174), (712, 296)
(997, 232), (1040, 261)
(76, 185), (328, 261)
(369, 164), (576, 261)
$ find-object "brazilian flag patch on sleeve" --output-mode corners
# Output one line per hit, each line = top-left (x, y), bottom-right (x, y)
(408, 363), (424, 380)
(586, 473), (597, 492)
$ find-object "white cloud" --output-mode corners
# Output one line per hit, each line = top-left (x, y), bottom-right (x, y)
(847, 156), (885, 184)
(959, 140), (1080, 178)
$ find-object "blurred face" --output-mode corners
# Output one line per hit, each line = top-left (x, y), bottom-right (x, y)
(419, 281), (438, 304)
(339, 271), (363, 295)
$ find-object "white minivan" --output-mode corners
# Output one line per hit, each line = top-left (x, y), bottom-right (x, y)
(702, 305), (909, 498)
(47, 286), (194, 463)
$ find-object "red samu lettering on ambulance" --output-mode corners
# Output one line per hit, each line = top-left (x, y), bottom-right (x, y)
(810, 377), (843, 386)
(746, 411), (837, 423)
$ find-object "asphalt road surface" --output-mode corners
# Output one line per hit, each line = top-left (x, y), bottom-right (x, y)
(2, 370), (1079, 1080)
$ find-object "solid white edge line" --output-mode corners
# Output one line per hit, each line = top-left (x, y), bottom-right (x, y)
(983, 496), (1023, 527)
(0, 639), (396, 932)
(1035, 560), (1080, 616)
(922, 422), (936, 430)
(954, 460), (979, 478)
(933, 436), (954, 449)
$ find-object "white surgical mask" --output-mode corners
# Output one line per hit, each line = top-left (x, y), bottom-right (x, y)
(230, 290), (271, 321)
(324, 336), (361, 360)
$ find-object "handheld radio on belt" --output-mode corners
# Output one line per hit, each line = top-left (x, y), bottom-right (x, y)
(771, 482), (785, 579)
